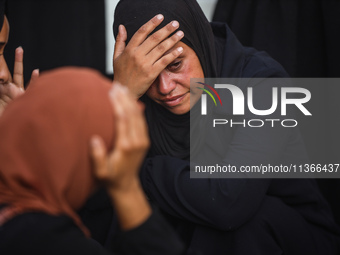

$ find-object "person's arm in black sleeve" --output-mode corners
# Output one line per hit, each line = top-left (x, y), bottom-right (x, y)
(141, 155), (270, 231)
(2, 211), (183, 255)
(104, 178), (184, 255)
(114, 209), (185, 255)
(139, 112), (307, 231)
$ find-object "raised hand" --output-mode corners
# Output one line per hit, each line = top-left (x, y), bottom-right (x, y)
(0, 47), (39, 116)
(90, 83), (151, 230)
(113, 14), (184, 99)
(12, 47), (40, 88)
(90, 83), (150, 191)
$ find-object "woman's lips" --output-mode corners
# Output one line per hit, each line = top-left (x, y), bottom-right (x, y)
(161, 93), (187, 107)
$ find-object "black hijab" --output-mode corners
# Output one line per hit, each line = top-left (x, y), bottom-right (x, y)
(113, 0), (217, 78)
(0, 0), (5, 31)
(113, 0), (218, 159)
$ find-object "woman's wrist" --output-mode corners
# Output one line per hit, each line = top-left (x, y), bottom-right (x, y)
(107, 177), (139, 194)
(108, 177), (152, 230)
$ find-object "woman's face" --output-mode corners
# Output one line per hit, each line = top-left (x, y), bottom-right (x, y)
(146, 42), (204, 115)
(0, 16), (10, 84)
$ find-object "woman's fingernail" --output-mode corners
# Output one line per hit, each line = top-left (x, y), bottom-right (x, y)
(111, 83), (124, 96)
(156, 14), (164, 20)
(91, 136), (100, 147)
(176, 31), (184, 37)
(172, 21), (179, 27)
(109, 86), (117, 98)
(121, 86), (128, 94)
(177, 47), (183, 53)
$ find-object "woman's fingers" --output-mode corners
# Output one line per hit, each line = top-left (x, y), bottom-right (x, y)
(132, 105), (150, 151)
(113, 25), (128, 61)
(30, 69), (40, 83)
(111, 83), (145, 149)
(12, 47), (24, 90)
(109, 83), (149, 156)
(0, 82), (25, 116)
(91, 84), (149, 189)
(121, 89), (148, 149)
(154, 46), (184, 71)
(140, 20), (181, 54)
(0, 82), (24, 101)
(26, 69), (40, 87)
(110, 84), (130, 149)
(90, 135), (109, 181)
(128, 14), (164, 48)
(112, 14), (184, 98)
(146, 30), (184, 64)
(0, 68), (37, 116)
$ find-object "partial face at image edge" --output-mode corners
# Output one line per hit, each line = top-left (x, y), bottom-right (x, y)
(0, 16), (10, 84)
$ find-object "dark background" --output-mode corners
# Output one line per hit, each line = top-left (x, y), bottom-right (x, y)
(4, 0), (340, 225)
(213, 0), (340, 225)
(5, 0), (106, 81)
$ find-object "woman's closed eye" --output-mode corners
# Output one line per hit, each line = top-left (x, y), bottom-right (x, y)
(167, 61), (182, 71)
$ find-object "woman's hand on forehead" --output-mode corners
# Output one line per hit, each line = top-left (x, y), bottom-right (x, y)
(113, 14), (184, 99)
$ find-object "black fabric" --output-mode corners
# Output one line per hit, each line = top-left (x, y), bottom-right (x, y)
(0, 0), (5, 31)
(212, 0), (340, 78)
(0, 212), (112, 255)
(0, 209), (184, 255)
(142, 96), (191, 159)
(113, 0), (217, 78)
(78, 188), (115, 246)
(4, 0), (106, 86)
(114, 207), (185, 255)
(141, 93), (209, 160)
(79, 191), (186, 255)
(212, 0), (340, 227)
(142, 156), (340, 254)
(138, 22), (340, 255)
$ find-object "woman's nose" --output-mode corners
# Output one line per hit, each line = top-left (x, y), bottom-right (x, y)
(0, 57), (10, 84)
(157, 71), (176, 95)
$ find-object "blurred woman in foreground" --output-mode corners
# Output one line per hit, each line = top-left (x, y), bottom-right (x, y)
(0, 67), (184, 255)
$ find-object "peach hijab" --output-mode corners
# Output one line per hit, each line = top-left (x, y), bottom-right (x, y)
(0, 67), (115, 236)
